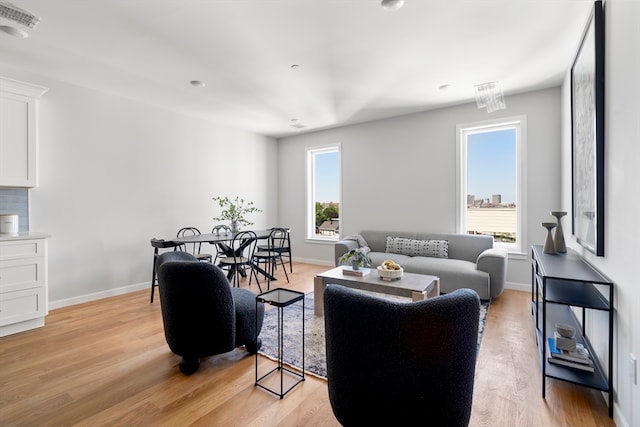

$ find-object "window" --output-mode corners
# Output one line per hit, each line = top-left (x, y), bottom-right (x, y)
(306, 145), (341, 241)
(456, 116), (526, 253)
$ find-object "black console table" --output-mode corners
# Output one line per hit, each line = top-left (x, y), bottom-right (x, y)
(531, 245), (613, 417)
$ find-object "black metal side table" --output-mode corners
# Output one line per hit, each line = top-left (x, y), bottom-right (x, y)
(255, 288), (305, 398)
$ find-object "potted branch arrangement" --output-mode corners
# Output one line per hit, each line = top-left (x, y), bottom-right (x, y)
(212, 196), (262, 234)
(338, 248), (372, 270)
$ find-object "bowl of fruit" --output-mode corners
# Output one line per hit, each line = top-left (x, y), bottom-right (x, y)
(377, 260), (403, 281)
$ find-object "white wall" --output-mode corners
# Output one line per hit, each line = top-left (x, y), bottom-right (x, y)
(0, 68), (278, 305)
(279, 87), (562, 288)
(559, 1), (639, 425)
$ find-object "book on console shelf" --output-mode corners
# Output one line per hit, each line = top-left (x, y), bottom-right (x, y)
(546, 337), (594, 372)
(341, 267), (370, 277)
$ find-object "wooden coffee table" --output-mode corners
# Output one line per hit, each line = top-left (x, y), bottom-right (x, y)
(313, 266), (440, 315)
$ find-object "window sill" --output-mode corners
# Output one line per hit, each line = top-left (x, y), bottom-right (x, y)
(507, 251), (528, 261)
(305, 237), (338, 245)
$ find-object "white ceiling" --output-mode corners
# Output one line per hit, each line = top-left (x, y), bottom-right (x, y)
(0, 0), (594, 138)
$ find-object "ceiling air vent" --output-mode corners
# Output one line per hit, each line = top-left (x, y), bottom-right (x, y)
(0, 1), (41, 28)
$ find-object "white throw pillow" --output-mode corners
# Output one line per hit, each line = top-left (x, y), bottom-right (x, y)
(385, 237), (449, 258)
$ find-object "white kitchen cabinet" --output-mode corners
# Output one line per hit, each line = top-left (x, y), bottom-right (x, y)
(0, 77), (48, 188)
(0, 233), (49, 336)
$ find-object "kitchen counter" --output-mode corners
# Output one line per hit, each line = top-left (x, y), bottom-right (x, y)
(0, 231), (51, 242)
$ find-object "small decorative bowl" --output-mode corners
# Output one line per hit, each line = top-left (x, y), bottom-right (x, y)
(555, 323), (576, 338)
(377, 266), (403, 280)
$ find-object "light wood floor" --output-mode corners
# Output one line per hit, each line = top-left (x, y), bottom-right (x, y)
(0, 262), (615, 426)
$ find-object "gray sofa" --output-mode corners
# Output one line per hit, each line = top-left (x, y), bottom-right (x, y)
(334, 230), (508, 300)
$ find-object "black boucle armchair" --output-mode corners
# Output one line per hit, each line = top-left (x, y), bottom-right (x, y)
(156, 252), (264, 375)
(324, 285), (480, 427)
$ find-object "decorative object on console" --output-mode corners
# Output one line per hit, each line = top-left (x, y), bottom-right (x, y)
(555, 322), (575, 338)
(551, 211), (567, 253)
(554, 331), (577, 352)
(212, 195), (262, 233)
(541, 222), (557, 254)
(547, 338), (594, 372)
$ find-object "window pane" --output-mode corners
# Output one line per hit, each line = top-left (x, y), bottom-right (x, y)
(466, 128), (517, 244)
(308, 147), (340, 239)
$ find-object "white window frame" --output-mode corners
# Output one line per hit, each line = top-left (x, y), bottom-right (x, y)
(455, 115), (527, 254)
(306, 144), (341, 242)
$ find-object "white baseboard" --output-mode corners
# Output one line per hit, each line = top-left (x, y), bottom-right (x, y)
(48, 271), (531, 310)
(293, 257), (334, 266)
(505, 281), (529, 293)
(614, 401), (628, 427)
(49, 282), (149, 310)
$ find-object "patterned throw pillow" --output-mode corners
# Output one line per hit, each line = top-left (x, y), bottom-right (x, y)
(385, 237), (449, 258)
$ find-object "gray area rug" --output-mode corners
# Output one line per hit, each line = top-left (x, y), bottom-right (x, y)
(258, 292), (489, 379)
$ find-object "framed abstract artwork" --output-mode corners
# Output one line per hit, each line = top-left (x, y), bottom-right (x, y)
(571, 0), (605, 256)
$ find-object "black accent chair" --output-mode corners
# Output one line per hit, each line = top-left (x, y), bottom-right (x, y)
(156, 252), (265, 375)
(323, 286), (480, 427)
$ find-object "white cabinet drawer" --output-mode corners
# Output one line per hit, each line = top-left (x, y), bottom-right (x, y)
(0, 235), (49, 336)
(0, 239), (45, 260)
(0, 257), (45, 293)
(0, 286), (46, 327)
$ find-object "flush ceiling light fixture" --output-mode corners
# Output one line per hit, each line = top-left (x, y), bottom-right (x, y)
(189, 80), (206, 87)
(474, 81), (506, 113)
(0, 1), (41, 28)
(0, 24), (27, 38)
(290, 119), (305, 129)
(381, 0), (405, 12)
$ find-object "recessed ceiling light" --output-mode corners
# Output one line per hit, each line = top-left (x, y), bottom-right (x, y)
(439, 84), (454, 91)
(189, 80), (205, 87)
(381, 0), (405, 12)
(290, 64), (301, 70)
(0, 25), (28, 38)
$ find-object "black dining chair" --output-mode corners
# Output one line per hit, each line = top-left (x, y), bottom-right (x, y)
(149, 238), (181, 303)
(176, 227), (213, 263)
(257, 227), (293, 273)
(251, 227), (290, 290)
(217, 230), (261, 290)
(211, 224), (232, 265)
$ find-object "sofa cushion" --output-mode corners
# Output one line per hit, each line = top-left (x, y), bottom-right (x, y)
(385, 237), (449, 258)
(367, 251), (412, 268)
(403, 256), (490, 300)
